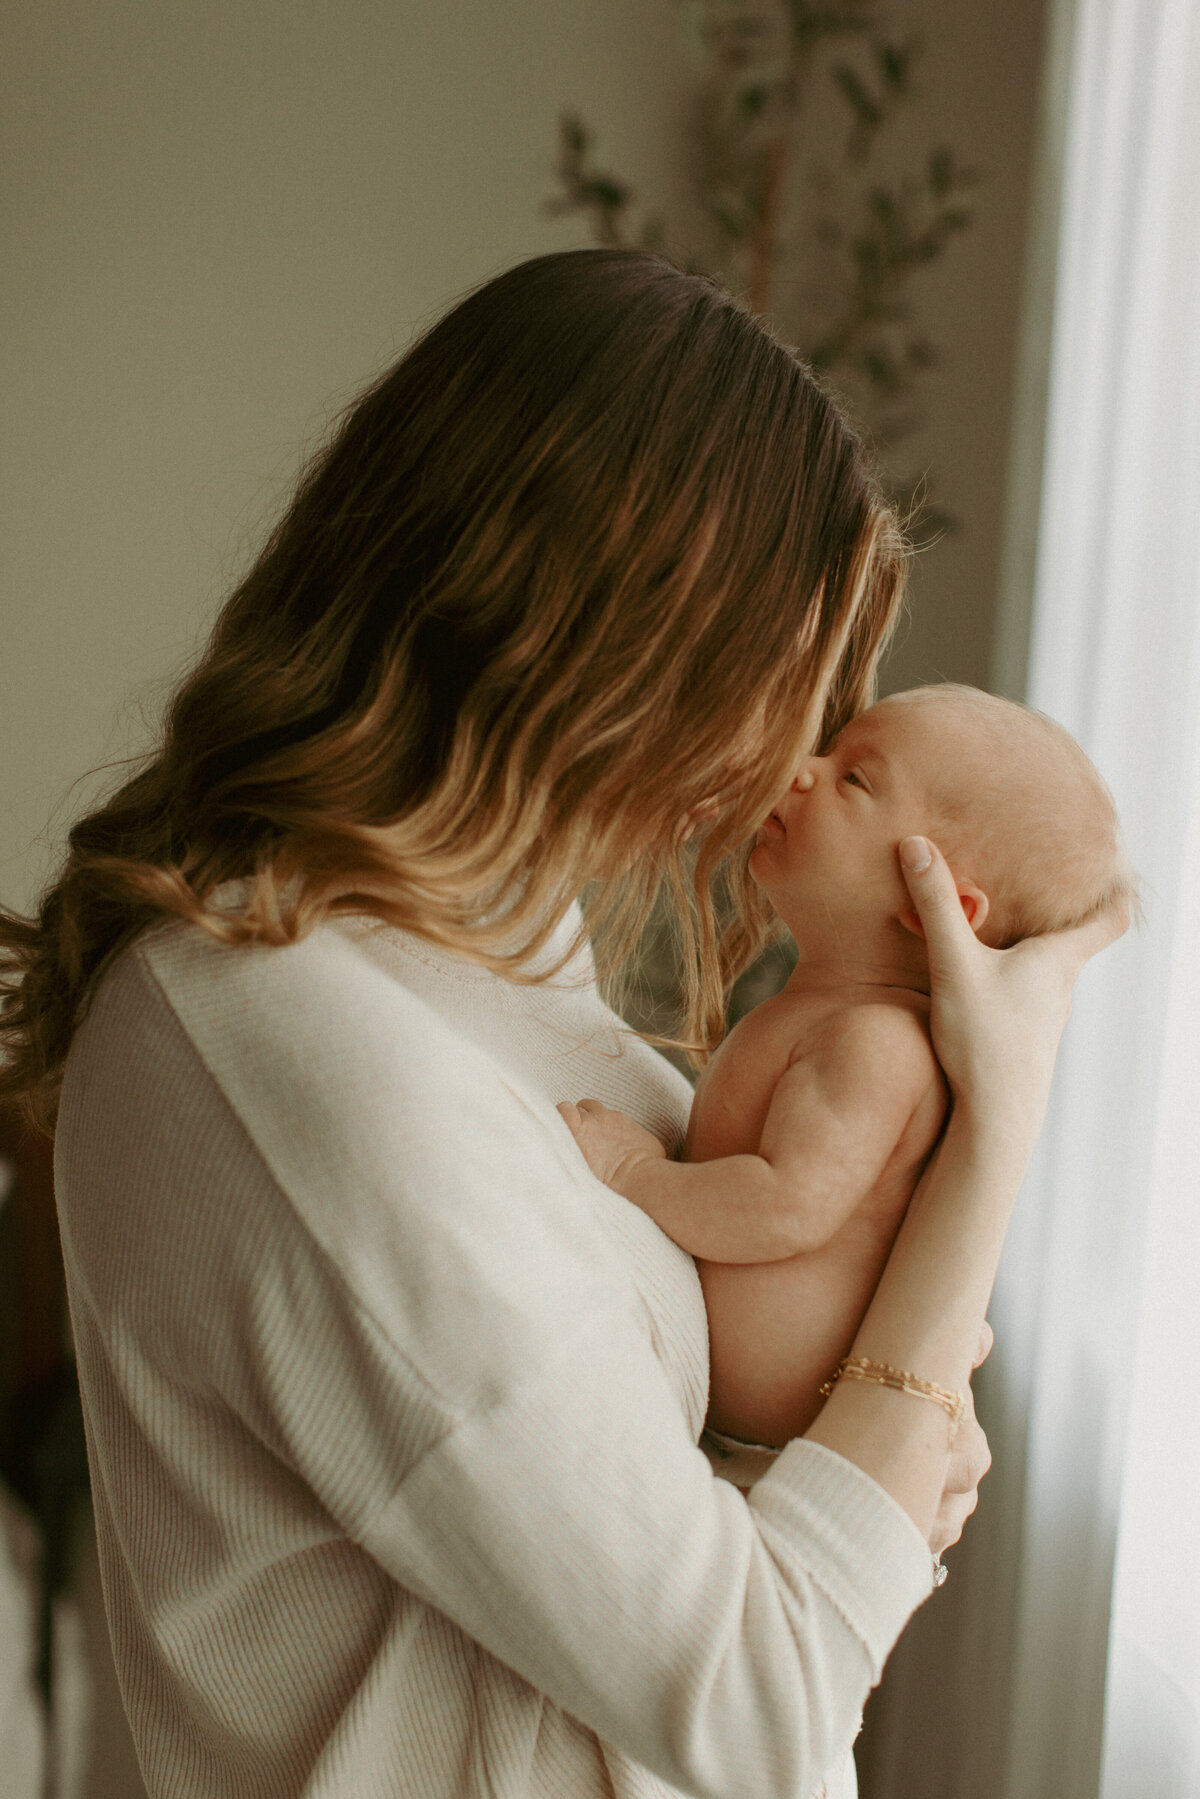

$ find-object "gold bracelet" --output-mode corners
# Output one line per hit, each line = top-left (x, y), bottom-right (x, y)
(819, 1356), (966, 1432)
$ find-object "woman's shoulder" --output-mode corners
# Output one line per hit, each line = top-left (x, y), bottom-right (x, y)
(60, 918), (542, 1211)
(76, 908), (693, 1174)
(57, 921), (682, 1478)
(63, 914), (628, 1276)
(336, 908), (695, 1143)
(66, 913), (708, 1439)
(104, 915), (524, 1111)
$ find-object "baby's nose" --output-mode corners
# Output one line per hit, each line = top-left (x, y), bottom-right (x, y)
(791, 761), (818, 792)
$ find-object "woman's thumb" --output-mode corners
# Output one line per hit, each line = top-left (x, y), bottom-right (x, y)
(899, 836), (974, 971)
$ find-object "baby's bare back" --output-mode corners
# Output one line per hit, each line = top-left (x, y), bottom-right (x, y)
(692, 986), (947, 1446)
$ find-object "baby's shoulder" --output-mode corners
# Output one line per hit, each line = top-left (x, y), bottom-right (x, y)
(798, 996), (941, 1099)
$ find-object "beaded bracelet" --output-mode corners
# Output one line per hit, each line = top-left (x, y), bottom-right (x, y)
(819, 1355), (966, 1433)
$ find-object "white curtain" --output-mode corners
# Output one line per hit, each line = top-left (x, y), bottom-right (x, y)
(990, 0), (1200, 1796)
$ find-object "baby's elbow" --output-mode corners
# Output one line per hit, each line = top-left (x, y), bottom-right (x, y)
(782, 1216), (838, 1257)
(760, 1177), (840, 1258)
(749, 1212), (835, 1262)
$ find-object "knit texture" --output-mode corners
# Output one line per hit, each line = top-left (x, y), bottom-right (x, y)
(54, 908), (933, 1798)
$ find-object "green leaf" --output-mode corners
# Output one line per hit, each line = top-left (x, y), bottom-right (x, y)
(709, 200), (750, 242)
(737, 83), (771, 122)
(928, 146), (954, 195)
(868, 187), (900, 230)
(583, 178), (630, 209)
(852, 235), (884, 282)
(785, 3), (875, 45)
(906, 502), (959, 540)
(832, 62), (881, 127)
(861, 344), (901, 389)
(877, 38), (913, 89)
(938, 207), (973, 233)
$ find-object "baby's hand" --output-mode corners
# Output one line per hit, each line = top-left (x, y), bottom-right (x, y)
(557, 1098), (669, 1194)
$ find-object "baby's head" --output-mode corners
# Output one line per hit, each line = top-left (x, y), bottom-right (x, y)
(751, 683), (1136, 953)
(874, 686), (1134, 946)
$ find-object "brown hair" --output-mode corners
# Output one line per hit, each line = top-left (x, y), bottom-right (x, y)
(880, 685), (1138, 946)
(1, 249), (905, 1129)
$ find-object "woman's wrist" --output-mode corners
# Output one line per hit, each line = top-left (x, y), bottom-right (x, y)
(805, 1374), (956, 1541)
(937, 1090), (1047, 1193)
(835, 1115), (1024, 1418)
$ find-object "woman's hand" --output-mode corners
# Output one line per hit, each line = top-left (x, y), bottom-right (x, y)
(930, 1323), (993, 1558)
(808, 846), (1125, 1541)
(898, 835), (1128, 1149)
(558, 1098), (668, 1191)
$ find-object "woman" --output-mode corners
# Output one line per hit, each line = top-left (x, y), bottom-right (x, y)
(0, 251), (1120, 1799)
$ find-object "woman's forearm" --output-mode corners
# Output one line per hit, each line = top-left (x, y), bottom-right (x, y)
(811, 835), (1126, 1541)
(803, 1107), (1028, 1539)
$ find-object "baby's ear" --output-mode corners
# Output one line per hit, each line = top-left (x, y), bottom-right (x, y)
(899, 880), (990, 940)
(957, 881), (990, 936)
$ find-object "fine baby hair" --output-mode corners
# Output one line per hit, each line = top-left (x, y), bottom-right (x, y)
(880, 684), (1137, 948)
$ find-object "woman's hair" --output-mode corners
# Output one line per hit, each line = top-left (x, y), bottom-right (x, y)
(1, 248), (905, 1130)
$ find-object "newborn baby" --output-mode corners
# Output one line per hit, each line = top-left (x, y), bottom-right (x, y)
(561, 685), (1134, 1454)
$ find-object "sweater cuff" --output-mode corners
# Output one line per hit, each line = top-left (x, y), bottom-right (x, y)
(749, 1437), (935, 1678)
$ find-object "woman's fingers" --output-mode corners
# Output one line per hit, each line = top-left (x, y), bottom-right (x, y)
(894, 832), (1127, 1137)
(948, 1409), (991, 1496)
(898, 836), (981, 983)
(895, 834), (1001, 1101)
(1037, 900), (1131, 977)
(932, 1346), (993, 1556)
(930, 1399), (992, 1557)
(900, 832), (1129, 994)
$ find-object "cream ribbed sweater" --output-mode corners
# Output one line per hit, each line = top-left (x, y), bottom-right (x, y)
(54, 907), (933, 1799)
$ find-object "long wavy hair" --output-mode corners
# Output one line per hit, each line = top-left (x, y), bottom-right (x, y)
(1, 249), (905, 1130)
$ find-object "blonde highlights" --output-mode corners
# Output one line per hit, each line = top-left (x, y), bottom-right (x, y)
(1, 250), (905, 1127)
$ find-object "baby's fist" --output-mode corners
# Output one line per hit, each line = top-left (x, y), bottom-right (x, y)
(557, 1098), (668, 1194)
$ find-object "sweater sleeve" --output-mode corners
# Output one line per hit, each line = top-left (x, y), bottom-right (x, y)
(62, 924), (933, 1799)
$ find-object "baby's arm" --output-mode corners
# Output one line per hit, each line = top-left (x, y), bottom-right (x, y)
(560, 1008), (942, 1262)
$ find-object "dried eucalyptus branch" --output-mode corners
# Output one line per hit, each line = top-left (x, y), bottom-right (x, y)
(807, 148), (978, 447)
(545, 0), (980, 515)
(545, 115), (635, 249)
